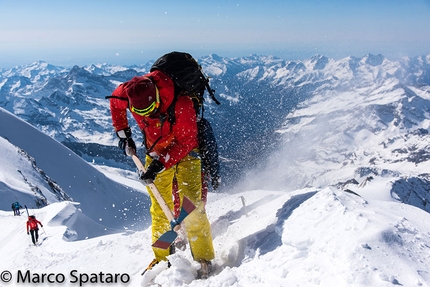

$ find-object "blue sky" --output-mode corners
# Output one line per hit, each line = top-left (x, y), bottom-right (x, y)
(1, 0), (429, 68)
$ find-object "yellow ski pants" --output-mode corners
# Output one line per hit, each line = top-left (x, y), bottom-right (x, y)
(146, 154), (215, 262)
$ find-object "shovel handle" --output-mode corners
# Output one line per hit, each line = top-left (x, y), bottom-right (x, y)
(130, 151), (177, 224)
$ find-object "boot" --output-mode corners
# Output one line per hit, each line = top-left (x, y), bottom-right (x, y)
(141, 259), (159, 276)
(174, 236), (187, 251)
(196, 260), (212, 279)
(141, 259), (171, 276)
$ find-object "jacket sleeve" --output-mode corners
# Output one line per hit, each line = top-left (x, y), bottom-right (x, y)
(159, 97), (199, 169)
(109, 84), (130, 132)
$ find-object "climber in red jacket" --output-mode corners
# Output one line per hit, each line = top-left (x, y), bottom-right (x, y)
(26, 215), (43, 245)
(109, 70), (215, 277)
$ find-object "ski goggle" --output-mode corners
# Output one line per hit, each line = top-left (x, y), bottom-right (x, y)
(130, 86), (160, 116)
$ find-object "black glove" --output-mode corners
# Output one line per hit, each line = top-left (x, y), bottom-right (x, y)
(117, 128), (136, 156)
(140, 159), (165, 184)
(27, 232), (29, 235)
(211, 175), (221, 190)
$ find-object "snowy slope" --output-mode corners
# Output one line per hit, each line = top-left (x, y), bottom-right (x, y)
(3, 108), (429, 285)
(0, 107), (151, 233)
(1, 178), (430, 286)
(0, 135), (70, 208)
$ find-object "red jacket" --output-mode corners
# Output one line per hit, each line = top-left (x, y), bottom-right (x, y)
(110, 70), (198, 169)
(26, 217), (42, 232)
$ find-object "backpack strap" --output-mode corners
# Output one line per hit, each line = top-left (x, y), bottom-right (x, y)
(165, 92), (204, 129)
(166, 94), (178, 128)
(205, 81), (220, 105)
(105, 95), (129, 102)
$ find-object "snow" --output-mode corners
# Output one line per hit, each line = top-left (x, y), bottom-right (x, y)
(1, 127), (430, 287)
(0, 108), (151, 233)
(2, 178), (430, 286)
(2, 55), (430, 286)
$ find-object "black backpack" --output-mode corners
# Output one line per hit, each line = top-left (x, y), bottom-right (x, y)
(150, 51), (220, 119)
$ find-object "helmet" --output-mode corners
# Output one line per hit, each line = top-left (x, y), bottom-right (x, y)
(125, 77), (159, 116)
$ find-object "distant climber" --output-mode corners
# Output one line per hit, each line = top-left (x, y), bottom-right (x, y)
(12, 201), (22, 216)
(26, 215), (43, 245)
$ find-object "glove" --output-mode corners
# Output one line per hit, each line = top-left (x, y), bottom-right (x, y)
(27, 232), (29, 235)
(211, 175), (221, 190)
(118, 138), (136, 156)
(117, 128), (136, 156)
(140, 159), (165, 185)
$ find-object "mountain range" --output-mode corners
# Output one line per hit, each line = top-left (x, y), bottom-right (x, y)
(1, 53), (430, 207)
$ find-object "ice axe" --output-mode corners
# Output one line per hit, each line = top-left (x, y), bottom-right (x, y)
(129, 149), (196, 249)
